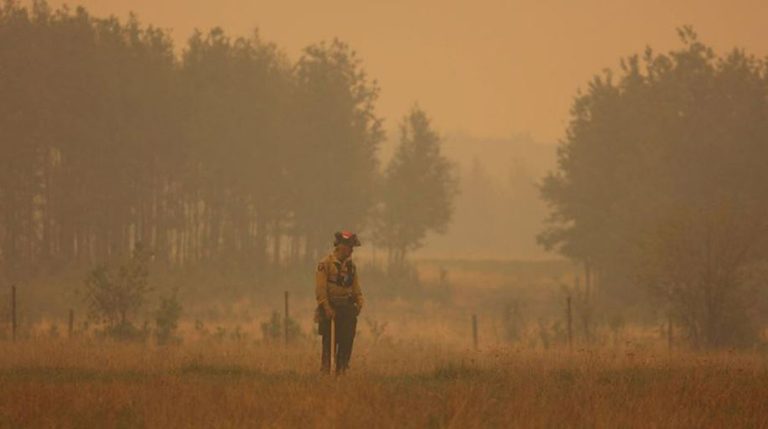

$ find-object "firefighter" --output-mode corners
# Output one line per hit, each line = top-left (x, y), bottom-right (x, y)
(316, 231), (363, 374)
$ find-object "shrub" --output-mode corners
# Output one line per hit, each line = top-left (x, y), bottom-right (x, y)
(155, 290), (182, 345)
(83, 244), (151, 341)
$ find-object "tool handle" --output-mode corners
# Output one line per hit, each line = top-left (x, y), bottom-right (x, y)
(329, 317), (336, 375)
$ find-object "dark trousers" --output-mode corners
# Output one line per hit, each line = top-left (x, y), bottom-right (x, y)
(319, 303), (357, 374)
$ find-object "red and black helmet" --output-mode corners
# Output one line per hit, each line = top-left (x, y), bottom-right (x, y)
(334, 231), (361, 247)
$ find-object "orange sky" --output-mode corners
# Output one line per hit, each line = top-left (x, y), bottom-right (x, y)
(47, 0), (768, 142)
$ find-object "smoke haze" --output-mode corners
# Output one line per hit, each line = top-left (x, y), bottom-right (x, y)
(47, 0), (768, 142)
(36, 0), (767, 260)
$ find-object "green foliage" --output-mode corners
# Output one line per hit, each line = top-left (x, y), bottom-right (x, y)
(374, 107), (460, 266)
(291, 39), (384, 258)
(539, 27), (768, 347)
(0, 2), (388, 282)
(155, 289), (182, 345)
(101, 321), (150, 343)
(639, 201), (767, 348)
(84, 244), (151, 340)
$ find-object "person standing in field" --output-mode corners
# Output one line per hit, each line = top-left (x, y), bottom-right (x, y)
(316, 231), (363, 374)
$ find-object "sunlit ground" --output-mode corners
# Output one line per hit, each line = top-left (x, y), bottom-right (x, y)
(0, 337), (767, 428)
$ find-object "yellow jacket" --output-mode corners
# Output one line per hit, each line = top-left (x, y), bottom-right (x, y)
(315, 251), (364, 311)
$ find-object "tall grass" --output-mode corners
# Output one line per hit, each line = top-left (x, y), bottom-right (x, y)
(0, 338), (766, 428)
(1, 258), (765, 427)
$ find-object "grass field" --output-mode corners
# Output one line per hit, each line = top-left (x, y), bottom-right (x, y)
(0, 339), (767, 428)
(2, 258), (766, 427)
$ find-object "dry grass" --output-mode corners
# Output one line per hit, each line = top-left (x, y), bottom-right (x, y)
(1, 258), (764, 427)
(0, 338), (766, 428)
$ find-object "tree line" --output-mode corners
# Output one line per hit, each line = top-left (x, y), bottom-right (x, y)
(540, 28), (768, 348)
(0, 1), (458, 283)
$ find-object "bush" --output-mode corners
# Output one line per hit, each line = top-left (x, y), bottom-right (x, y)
(83, 244), (151, 341)
(155, 290), (182, 345)
(640, 203), (768, 349)
(100, 321), (150, 342)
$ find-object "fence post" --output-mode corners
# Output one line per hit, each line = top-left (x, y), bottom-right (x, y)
(667, 312), (673, 354)
(68, 309), (74, 339)
(11, 285), (17, 342)
(566, 294), (573, 351)
(284, 291), (290, 345)
(472, 314), (478, 350)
